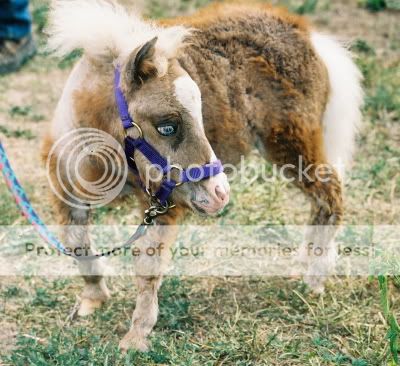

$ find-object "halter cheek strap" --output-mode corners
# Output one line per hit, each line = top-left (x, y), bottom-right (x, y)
(114, 67), (224, 206)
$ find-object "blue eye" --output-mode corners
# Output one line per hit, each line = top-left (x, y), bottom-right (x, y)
(156, 122), (178, 136)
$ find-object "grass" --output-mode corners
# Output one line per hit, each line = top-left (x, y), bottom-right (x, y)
(0, 0), (399, 365)
(0, 126), (36, 140)
(295, 0), (319, 14)
(146, 0), (213, 18)
(0, 185), (22, 226)
(9, 105), (45, 122)
(379, 276), (400, 365)
(1, 277), (388, 365)
(359, 0), (387, 11)
(359, 0), (400, 11)
(357, 53), (400, 123)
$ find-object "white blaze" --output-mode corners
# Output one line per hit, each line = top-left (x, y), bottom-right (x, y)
(174, 75), (204, 132)
(174, 75), (229, 197)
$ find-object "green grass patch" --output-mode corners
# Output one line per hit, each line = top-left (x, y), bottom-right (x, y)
(1, 276), (391, 365)
(32, 3), (49, 33)
(359, 0), (387, 11)
(0, 125), (36, 140)
(9, 105), (45, 122)
(158, 278), (193, 331)
(351, 39), (376, 55)
(360, 0), (400, 11)
(146, 0), (213, 18)
(2, 285), (24, 299)
(355, 51), (400, 122)
(58, 50), (83, 70)
(295, 0), (319, 14)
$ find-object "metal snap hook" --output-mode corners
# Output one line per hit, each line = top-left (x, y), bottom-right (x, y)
(145, 186), (154, 198)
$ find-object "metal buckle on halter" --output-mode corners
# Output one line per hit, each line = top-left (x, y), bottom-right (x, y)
(144, 164), (183, 205)
(167, 165), (184, 187)
(126, 121), (143, 138)
(125, 122), (143, 162)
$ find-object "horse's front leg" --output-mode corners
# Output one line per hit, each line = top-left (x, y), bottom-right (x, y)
(119, 209), (183, 352)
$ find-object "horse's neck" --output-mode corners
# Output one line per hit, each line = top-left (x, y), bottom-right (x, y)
(177, 40), (242, 103)
(177, 31), (254, 132)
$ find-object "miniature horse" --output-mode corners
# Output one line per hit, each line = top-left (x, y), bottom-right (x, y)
(42, 0), (362, 351)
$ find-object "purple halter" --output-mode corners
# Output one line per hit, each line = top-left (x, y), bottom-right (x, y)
(114, 67), (224, 205)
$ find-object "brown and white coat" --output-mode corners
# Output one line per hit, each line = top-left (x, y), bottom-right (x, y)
(42, 0), (363, 351)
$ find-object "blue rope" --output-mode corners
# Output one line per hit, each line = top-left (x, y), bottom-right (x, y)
(0, 141), (67, 253)
(0, 141), (148, 260)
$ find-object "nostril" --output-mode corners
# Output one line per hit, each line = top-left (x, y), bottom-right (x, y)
(215, 185), (227, 202)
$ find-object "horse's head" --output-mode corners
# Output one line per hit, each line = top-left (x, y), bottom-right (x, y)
(47, 1), (229, 214)
(120, 37), (230, 215)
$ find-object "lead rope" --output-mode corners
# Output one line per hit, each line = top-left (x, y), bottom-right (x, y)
(0, 141), (165, 261)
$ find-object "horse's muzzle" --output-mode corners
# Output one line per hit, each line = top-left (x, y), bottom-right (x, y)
(191, 173), (230, 215)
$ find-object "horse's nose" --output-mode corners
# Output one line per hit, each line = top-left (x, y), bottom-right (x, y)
(191, 173), (230, 215)
(215, 184), (229, 203)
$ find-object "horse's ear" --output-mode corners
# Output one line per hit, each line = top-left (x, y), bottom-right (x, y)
(126, 37), (159, 86)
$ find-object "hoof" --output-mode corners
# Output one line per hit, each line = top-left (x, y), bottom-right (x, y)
(290, 255), (309, 277)
(119, 331), (149, 352)
(303, 275), (326, 295)
(78, 298), (103, 317)
(300, 255), (335, 294)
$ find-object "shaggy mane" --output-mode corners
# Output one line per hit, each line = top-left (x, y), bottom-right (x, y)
(47, 0), (189, 60)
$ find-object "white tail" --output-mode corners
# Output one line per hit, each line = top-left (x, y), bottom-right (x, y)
(47, 0), (189, 60)
(311, 33), (363, 180)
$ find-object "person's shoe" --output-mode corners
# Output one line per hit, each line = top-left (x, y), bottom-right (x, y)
(0, 35), (36, 75)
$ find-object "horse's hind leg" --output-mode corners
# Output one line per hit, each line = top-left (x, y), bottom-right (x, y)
(297, 167), (343, 293)
(260, 121), (343, 293)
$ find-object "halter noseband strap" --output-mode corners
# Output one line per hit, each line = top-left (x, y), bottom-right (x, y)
(114, 67), (224, 206)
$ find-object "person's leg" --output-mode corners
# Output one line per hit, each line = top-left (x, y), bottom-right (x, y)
(0, 0), (32, 40)
(0, 0), (36, 75)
